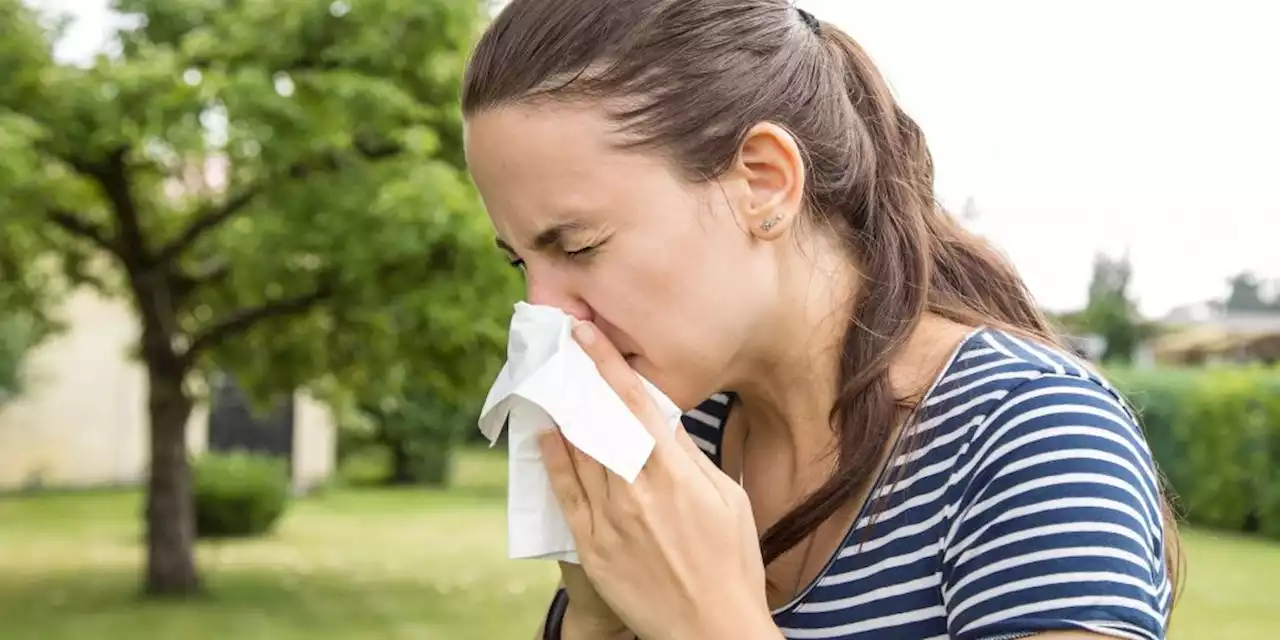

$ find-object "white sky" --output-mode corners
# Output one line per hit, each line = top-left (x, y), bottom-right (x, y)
(30, 0), (1280, 317)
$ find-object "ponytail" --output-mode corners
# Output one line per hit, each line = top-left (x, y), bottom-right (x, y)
(758, 20), (1183, 606)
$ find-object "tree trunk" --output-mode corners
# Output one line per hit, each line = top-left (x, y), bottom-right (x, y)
(143, 366), (201, 596)
(387, 439), (415, 485)
(386, 437), (452, 487)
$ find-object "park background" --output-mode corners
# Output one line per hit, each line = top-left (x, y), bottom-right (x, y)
(2, 0), (1278, 638)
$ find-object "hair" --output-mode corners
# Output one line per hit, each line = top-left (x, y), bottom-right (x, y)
(462, 0), (1183, 608)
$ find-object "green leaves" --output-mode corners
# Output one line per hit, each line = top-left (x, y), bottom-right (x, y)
(1073, 251), (1154, 364)
(1109, 365), (1280, 538)
(2, 0), (514, 594)
(2, 0), (516, 416)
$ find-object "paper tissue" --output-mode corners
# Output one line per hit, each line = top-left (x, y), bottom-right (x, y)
(477, 302), (684, 563)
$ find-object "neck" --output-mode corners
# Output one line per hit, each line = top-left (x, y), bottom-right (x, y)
(727, 235), (853, 460)
(726, 244), (975, 464)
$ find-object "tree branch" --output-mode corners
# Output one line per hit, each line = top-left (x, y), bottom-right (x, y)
(153, 140), (404, 265)
(181, 276), (335, 365)
(172, 258), (231, 301)
(177, 252), (420, 367)
(190, 258), (232, 288)
(155, 186), (263, 265)
(46, 209), (119, 256)
(94, 147), (151, 270)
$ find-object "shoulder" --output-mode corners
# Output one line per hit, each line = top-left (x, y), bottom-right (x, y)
(935, 330), (1172, 640)
(920, 327), (1130, 429)
(943, 328), (1148, 479)
(937, 328), (1157, 520)
(926, 327), (1141, 446)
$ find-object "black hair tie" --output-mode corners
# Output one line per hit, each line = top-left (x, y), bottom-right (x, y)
(796, 7), (821, 35)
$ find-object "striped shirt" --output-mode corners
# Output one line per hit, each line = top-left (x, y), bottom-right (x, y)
(679, 327), (1172, 640)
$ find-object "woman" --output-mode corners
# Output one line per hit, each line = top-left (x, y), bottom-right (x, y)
(461, 1), (1180, 638)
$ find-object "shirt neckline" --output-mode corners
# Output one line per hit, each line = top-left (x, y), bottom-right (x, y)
(717, 325), (990, 617)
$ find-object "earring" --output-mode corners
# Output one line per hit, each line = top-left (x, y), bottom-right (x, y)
(760, 215), (782, 232)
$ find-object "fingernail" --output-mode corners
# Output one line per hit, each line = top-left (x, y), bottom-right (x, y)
(572, 320), (596, 345)
(537, 428), (561, 452)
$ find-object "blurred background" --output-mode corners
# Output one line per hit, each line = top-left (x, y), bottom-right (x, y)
(0, 0), (1276, 638)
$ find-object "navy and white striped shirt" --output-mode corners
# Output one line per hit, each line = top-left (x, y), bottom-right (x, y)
(680, 327), (1172, 640)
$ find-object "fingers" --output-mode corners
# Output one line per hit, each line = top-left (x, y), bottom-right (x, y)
(538, 429), (594, 536)
(571, 321), (671, 443)
(571, 320), (695, 492)
(674, 423), (739, 494)
(565, 429), (611, 503)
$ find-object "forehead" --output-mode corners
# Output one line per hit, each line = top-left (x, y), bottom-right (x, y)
(464, 102), (678, 243)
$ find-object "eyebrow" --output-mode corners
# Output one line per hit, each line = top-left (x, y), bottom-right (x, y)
(495, 220), (593, 255)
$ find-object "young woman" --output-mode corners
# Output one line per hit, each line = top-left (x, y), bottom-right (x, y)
(461, 1), (1180, 638)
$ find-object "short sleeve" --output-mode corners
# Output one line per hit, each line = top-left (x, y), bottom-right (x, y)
(940, 374), (1172, 640)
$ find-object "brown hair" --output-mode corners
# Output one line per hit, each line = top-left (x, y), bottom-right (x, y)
(462, 0), (1182, 606)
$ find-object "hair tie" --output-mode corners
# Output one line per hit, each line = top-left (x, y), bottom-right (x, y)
(796, 7), (821, 35)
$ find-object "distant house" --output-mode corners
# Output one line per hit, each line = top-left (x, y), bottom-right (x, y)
(0, 287), (336, 493)
(1148, 307), (1280, 366)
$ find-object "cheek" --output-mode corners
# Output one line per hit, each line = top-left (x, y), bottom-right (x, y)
(581, 237), (754, 406)
(577, 251), (677, 332)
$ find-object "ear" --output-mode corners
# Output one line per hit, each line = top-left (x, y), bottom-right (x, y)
(723, 122), (807, 240)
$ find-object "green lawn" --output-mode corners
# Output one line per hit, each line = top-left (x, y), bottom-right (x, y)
(0, 449), (557, 639)
(0, 447), (1276, 638)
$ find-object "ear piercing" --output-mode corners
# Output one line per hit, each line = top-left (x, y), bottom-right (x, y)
(760, 215), (782, 232)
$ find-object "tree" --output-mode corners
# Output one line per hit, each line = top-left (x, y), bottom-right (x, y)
(0, 310), (45, 405)
(0, 221), (61, 407)
(1074, 251), (1152, 363)
(0, 0), (516, 597)
(1218, 271), (1280, 313)
(357, 386), (472, 486)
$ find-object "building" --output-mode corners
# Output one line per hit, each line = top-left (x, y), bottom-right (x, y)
(0, 286), (336, 493)
(1148, 307), (1280, 366)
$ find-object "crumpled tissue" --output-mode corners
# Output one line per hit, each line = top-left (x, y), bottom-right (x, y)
(477, 302), (683, 563)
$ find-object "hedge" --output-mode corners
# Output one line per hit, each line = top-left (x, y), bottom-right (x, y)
(193, 451), (292, 539)
(1107, 364), (1280, 538)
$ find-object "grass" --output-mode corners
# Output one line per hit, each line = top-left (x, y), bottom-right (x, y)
(0, 448), (557, 639)
(1171, 528), (1280, 638)
(1, 446), (1278, 639)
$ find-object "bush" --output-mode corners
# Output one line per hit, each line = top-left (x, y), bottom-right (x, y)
(193, 451), (291, 539)
(1108, 364), (1280, 538)
(338, 381), (489, 488)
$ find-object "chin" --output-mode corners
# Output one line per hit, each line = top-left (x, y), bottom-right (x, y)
(624, 358), (699, 411)
(623, 353), (657, 385)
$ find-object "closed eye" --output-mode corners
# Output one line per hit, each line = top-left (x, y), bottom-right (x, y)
(564, 236), (608, 260)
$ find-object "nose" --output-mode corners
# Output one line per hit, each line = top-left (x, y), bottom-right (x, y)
(525, 273), (592, 322)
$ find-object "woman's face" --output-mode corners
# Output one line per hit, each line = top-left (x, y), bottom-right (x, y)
(464, 101), (798, 410)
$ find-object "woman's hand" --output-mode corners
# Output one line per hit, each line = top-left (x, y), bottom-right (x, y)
(558, 561), (630, 639)
(537, 320), (780, 640)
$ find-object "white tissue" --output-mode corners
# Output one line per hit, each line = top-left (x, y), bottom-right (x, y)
(477, 302), (684, 563)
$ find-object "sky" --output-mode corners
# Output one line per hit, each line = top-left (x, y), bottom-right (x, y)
(28, 0), (1280, 317)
